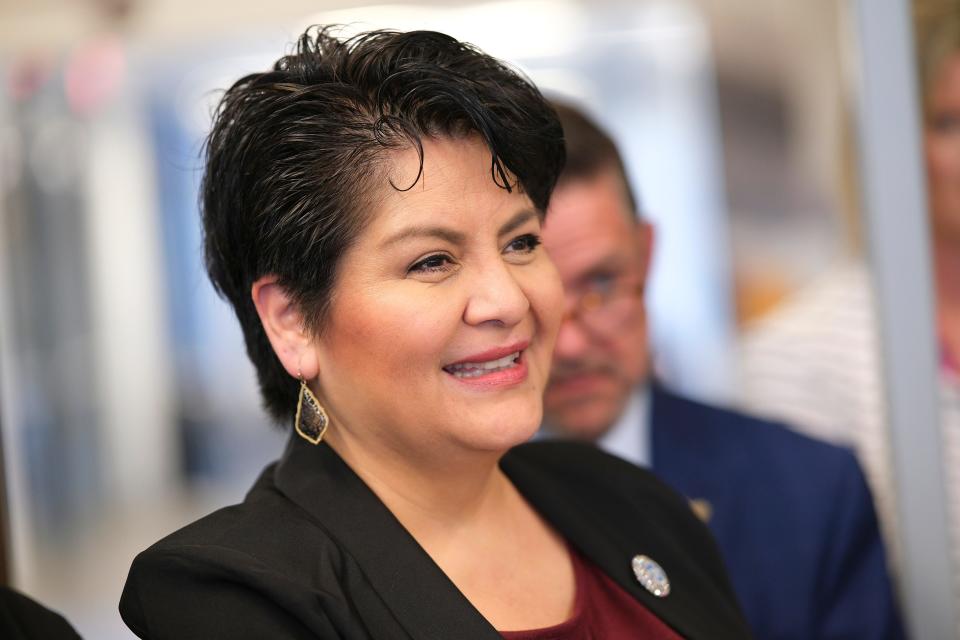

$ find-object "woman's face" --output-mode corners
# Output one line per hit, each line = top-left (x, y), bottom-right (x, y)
(926, 52), (960, 245)
(311, 136), (563, 460)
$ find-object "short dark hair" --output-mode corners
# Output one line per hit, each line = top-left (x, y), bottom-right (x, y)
(550, 100), (639, 215)
(202, 26), (565, 425)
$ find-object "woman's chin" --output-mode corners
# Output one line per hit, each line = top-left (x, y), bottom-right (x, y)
(459, 407), (543, 454)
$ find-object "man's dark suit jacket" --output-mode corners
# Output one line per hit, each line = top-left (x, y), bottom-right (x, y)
(120, 436), (752, 639)
(651, 386), (905, 639)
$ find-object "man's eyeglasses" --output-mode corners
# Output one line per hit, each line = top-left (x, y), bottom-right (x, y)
(562, 276), (644, 335)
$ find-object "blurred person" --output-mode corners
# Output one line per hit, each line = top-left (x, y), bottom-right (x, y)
(739, 4), (960, 607)
(118, 27), (751, 639)
(541, 101), (905, 639)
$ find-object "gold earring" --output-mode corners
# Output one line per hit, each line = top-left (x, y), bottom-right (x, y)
(295, 373), (329, 445)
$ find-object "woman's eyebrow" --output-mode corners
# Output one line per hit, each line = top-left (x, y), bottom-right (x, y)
(380, 209), (539, 249)
(380, 225), (466, 249)
(498, 209), (540, 237)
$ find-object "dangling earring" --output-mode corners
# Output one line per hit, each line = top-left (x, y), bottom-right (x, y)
(295, 371), (329, 445)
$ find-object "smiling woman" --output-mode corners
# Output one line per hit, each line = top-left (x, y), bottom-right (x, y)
(303, 138), (560, 464)
(118, 26), (751, 639)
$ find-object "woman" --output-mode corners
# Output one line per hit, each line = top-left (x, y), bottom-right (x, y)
(120, 27), (750, 639)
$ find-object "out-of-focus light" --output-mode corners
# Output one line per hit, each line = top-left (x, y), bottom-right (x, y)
(300, 1), (584, 61)
(7, 56), (54, 102)
(64, 36), (126, 117)
(526, 67), (598, 104)
(629, 2), (708, 74)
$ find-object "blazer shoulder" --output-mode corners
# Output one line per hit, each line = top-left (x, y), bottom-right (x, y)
(147, 470), (339, 557)
(651, 391), (903, 640)
(652, 386), (880, 563)
(653, 386), (861, 478)
(120, 467), (348, 639)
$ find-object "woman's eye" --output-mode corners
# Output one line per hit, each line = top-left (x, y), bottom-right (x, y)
(408, 253), (454, 274)
(505, 233), (542, 254)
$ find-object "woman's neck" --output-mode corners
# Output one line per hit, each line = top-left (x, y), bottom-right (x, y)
(324, 427), (518, 540)
(324, 423), (576, 631)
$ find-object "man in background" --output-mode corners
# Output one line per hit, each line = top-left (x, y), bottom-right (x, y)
(541, 101), (904, 639)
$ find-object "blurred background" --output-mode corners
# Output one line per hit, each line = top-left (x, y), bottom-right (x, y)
(0, 0), (952, 637)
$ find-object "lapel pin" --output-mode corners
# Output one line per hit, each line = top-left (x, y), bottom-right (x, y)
(689, 498), (713, 524)
(632, 554), (670, 597)
(630, 555), (670, 598)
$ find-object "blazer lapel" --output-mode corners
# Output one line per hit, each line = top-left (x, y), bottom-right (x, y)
(273, 432), (746, 640)
(273, 436), (501, 640)
(501, 444), (749, 640)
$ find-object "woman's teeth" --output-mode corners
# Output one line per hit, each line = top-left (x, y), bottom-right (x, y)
(445, 352), (520, 378)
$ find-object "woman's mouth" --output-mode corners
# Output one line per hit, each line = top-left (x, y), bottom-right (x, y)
(442, 342), (530, 388)
(443, 352), (521, 378)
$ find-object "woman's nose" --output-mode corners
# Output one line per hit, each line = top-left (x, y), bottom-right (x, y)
(462, 261), (530, 327)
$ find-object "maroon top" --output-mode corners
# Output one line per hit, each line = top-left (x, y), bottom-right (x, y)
(500, 547), (683, 640)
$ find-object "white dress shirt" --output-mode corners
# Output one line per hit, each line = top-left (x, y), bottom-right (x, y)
(596, 387), (651, 468)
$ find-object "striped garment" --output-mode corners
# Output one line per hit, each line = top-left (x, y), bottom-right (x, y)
(737, 261), (960, 610)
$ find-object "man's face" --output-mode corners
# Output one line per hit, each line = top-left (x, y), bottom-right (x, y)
(542, 168), (653, 440)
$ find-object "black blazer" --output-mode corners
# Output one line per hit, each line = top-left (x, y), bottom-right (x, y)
(120, 437), (750, 639)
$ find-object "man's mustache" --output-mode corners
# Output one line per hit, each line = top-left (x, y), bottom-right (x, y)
(548, 358), (620, 384)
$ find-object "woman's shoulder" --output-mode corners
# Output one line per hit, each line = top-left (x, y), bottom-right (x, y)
(136, 463), (336, 559)
(119, 464), (349, 639)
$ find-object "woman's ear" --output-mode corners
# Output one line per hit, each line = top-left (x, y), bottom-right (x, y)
(251, 276), (319, 379)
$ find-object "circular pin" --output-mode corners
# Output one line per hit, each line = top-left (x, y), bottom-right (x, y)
(632, 554), (670, 597)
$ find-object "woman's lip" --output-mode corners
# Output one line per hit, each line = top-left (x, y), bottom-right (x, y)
(445, 357), (529, 389)
(444, 340), (530, 367)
